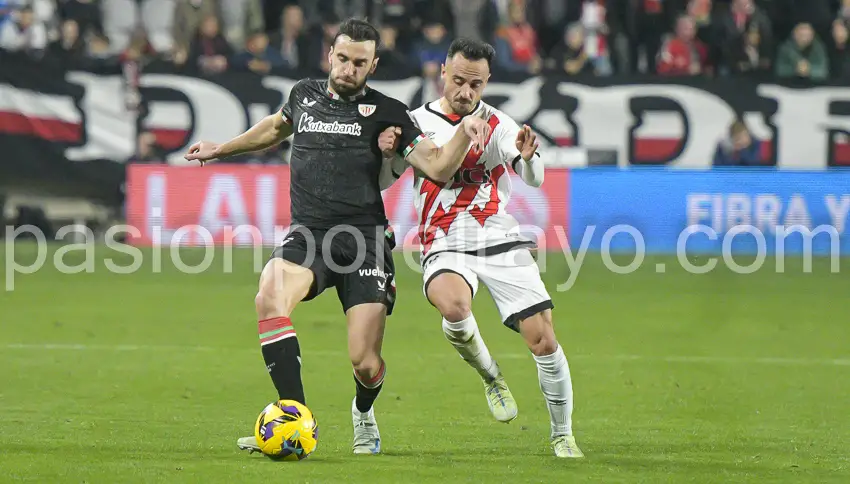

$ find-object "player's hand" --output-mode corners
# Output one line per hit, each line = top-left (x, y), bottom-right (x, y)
(461, 116), (490, 153)
(378, 127), (401, 157)
(515, 125), (539, 162)
(184, 141), (221, 166)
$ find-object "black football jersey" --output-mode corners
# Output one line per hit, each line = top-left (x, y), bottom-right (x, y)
(281, 79), (425, 229)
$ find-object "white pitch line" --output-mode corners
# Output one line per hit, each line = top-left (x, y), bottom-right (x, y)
(2, 344), (849, 366)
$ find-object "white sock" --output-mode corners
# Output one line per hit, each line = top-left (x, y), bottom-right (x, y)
(533, 345), (573, 438)
(442, 314), (500, 381)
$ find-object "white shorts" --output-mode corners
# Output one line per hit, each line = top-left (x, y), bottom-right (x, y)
(421, 248), (553, 331)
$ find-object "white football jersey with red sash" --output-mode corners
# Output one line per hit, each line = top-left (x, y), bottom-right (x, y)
(409, 100), (530, 258)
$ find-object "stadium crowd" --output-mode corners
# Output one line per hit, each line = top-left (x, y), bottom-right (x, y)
(1, 0), (850, 80)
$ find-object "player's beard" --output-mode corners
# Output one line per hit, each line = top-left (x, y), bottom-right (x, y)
(329, 74), (368, 97)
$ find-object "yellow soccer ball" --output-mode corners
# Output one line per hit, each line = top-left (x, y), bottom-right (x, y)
(254, 400), (319, 461)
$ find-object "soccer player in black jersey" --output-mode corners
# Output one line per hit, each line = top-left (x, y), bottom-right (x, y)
(184, 18), (491, 455)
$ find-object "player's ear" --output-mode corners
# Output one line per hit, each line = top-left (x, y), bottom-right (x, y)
(370, 56), (379, 74)
(327, 45), (334, 65)
(441, 63), (447, 80)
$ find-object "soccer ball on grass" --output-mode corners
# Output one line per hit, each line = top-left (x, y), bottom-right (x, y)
(254, 400), (319, 460)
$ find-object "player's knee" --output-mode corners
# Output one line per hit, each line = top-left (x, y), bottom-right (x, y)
(522, 314), (558, 357)
(434, 296), (472, 323)
(528, 333), (558, 356)
(351, 352), (381, 377)
(255, 262), (312, 318)
(529, 335), (559, 357)
(255, 279), (300, 319)
(254, 286), (281, 319)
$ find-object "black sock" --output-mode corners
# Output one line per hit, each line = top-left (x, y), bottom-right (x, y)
(354, 359), (385, 413)
(259, 317), (305, 404)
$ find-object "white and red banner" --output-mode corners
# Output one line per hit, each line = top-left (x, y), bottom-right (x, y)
(4, 53), (850, 201)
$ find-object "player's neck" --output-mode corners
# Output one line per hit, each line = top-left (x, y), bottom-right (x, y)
(326, 82), (367, 102)
(438, 98), (457, 117)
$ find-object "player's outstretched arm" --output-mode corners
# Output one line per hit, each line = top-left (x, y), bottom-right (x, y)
(513, 124), (544, 187)
(405, 116), (490, 183)
(184, 113), (293, 165)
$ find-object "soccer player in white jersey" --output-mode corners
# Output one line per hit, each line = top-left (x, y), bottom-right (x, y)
(378, 38), (584, 458)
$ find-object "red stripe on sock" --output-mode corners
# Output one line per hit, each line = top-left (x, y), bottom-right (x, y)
(258, 316), (292, 335)
(357, 360), (386, 388)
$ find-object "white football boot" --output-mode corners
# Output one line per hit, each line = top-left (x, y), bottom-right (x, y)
(483, 372), (518, 423)
(351, 398), (381, 454)
(551, 435), (584, 458)
(236, 436), (260, 453)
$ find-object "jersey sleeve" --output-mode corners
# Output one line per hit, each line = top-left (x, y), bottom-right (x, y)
(386, 100), (427, 158)
(280, 80), (303, 124)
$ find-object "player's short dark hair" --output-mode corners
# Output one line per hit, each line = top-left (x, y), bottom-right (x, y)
(447, 38), (496, 67)
(333, 18), (381, 50)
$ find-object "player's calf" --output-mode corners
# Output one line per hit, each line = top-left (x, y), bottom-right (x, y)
(347, 303), (387, 454)
(255, 259), (314, 405)
(427, 272), (516, 421)
(518, 310), (582, 456)
(428, 272), (500, 381)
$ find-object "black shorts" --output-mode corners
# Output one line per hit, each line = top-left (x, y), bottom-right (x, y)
(270, 225), (397, 315)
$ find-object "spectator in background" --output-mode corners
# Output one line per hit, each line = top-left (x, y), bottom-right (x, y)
(713, 120), (762, 166)
(0, 5), (47, 57)
(830, 19), (850, 80)
(776, 22), (828, 81)
(785, 0), (833, 44)
(17, 0), (56, 32)
(631, 0), (681, 74)
(495, 0), (541, 74)
(376, 24), (412, 75)
(188, 14), (232, 75)
(172, 0), (218, 68)
(231, 32), (283, 74)
(268, 4), (307, 70)
(657, 15), (709, 76)
(306, 13), (339, 75)
(536, 0), (580, 56)
(548, 23), (596, 76)
(719, 0), (773, 65)
(603, 0), (631, 73)
(414, 19), (451, 80)
(725, 24), (772, 77)
(218, 0), (264, 50)
(49, 18), (86, 64)
(579, 0), (612, 75)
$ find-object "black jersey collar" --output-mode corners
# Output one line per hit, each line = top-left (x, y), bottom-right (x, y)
(326, 84), (369, 102)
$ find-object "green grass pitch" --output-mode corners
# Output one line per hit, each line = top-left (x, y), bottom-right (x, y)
(1, 244), (849, 482)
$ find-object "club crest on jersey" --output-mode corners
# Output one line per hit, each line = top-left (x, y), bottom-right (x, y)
(358, 104), (377, 117)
